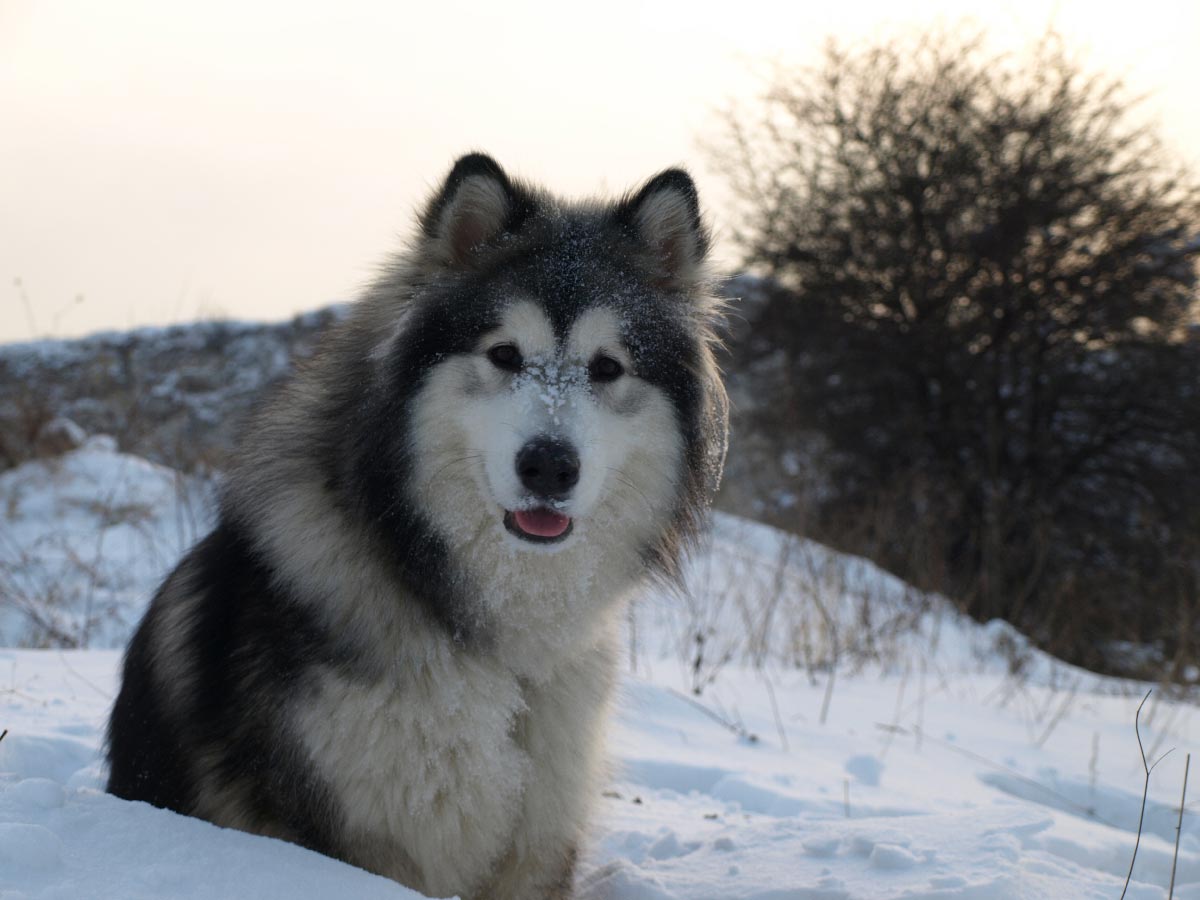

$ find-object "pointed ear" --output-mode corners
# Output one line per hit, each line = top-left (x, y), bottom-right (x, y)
(419, 153), (532, 267)
(615, 168), (711, 289)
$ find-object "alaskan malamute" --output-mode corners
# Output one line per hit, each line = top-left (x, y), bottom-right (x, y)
(107, 154), (728, 899)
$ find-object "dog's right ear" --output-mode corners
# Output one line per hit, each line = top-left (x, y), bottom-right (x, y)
(418, 153), (532, 268)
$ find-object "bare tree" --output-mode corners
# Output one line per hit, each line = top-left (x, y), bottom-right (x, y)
(713, 31), (1200, 672)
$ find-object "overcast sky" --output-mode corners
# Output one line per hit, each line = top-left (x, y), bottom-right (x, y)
(2, 0), (1198, 342)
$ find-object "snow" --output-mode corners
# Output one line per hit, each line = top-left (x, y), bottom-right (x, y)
(0, 439), (214, 648)
(2, 445), (1200, 897)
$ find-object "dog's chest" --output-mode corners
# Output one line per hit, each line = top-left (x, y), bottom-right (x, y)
(293, 656), (531, 893)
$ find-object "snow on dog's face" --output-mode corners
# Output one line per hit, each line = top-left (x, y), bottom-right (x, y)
(416, 298), (678, 551)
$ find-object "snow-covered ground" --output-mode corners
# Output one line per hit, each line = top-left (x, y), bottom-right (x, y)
(3, 443), (1199, 898)
(0, 438), (213, 649)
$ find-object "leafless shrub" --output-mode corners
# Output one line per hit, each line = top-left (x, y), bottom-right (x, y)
(709, 26), (1200, 678)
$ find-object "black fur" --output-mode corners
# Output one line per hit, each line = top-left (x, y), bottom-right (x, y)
(106, 599), (193, 813)
(107, 522), (343, 856)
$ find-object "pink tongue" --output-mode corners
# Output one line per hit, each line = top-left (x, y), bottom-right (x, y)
(514, 508), (571, 538)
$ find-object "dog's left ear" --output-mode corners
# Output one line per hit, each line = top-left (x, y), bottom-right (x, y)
(419, 153), (533, 268)
(616, 168), (711, 290)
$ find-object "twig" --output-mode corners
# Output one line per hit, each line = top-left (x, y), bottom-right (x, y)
(1122, 689), (1173, 900)
(915, 659), (926, 752)
(1088, 732), (1100, 802)
(801, 550), (840, 726)
(0, 728), (7, 743)
(56, 650), (112, 700)
(1146, 695), (1182, 765)
(1169, 753), (1190, 899)
(1033, 679), (1079, 748)
(879, 665), (910, 760)
(819, 666), (837, 727)
(667, 688), (759, 744)
(761, 675), (789, 752)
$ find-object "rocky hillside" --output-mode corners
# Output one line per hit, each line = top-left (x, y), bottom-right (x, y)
(0, 308), (343, 473)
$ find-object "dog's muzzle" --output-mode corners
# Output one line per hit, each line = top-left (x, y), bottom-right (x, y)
(505, 437), (579, 543)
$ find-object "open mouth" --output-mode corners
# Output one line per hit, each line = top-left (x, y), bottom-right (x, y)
(504, 507), (574, 544)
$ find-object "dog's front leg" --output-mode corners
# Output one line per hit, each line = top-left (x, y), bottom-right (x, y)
(481, 631), (621, 900)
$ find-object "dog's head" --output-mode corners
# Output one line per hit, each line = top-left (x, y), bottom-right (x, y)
(343, 155), (727, 619)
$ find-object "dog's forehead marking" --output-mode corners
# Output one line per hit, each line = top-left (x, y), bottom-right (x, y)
(496, 299), (556, 355)
(493, 299), (628, 363)
(567, 307), (625, 360)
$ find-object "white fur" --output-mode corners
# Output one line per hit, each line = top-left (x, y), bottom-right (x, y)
(293, 615), (621, 899)
(294, 648), (529, 896)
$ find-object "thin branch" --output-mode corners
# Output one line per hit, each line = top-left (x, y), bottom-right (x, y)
(1169, 753), (1190, 900)
(667, 688), (759, 745)
(1121, 689), (1162, 900)
(761, 675), (789, 752)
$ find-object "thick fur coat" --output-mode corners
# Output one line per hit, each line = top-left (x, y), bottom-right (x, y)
(106, 154), (729, 899)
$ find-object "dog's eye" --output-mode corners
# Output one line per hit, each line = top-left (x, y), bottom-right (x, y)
(487, 343), (522, 372)
(589, 354), (624, 383)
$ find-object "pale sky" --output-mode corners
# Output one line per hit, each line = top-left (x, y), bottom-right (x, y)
(2, 0), (1198, 342)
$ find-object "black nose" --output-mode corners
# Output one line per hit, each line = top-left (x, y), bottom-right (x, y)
(516, 438), (580, 498)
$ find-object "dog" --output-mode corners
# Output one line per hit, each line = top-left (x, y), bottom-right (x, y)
(106, 153), (729, 899)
